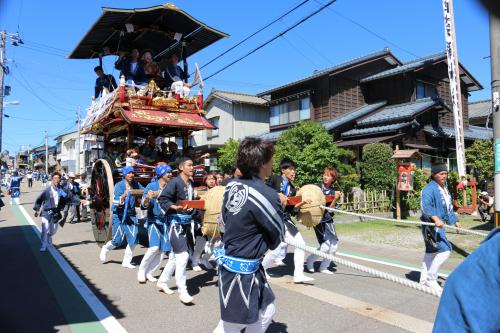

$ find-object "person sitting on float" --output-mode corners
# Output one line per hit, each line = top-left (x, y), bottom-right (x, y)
(165, 53), (191, 98)
(115, 48), (148, 86)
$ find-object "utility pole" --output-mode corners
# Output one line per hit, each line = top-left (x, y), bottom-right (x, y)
(491, 13), (500, 228)
(76, 109), (81, 174)
(0, 31), (6, 153)
(0, 31), (22, 153)
(442, 0), (466, 178)
(45, 130), (48, 174)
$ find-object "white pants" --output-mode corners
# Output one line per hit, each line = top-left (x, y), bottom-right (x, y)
(102, 241), (136, 266)
(420, 251), (450, 283)
(262, 230), (305, 277)
(307, 238), (338, 271)
(213, 302), (275, 333)
(191, 236), (207, 266)
(158, 251), (190, 296)
(171, 81), (190, 97)
(158, 252), (176, 283)
(41, 217), (58, 249)
(138, 246), (162, 277)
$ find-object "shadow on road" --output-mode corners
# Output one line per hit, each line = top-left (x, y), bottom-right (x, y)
(187, 269), (218, 296)
(405, 270), (421, 283)
(449, 240), (470, 258)
(55, 248), (127, 322)
(56, 239), (97, 249)
(268, 321), (288, 332)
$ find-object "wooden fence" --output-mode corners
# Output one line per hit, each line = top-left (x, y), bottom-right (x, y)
(337, 189), (391, 213)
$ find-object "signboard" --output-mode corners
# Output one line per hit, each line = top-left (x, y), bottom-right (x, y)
(495, 139), (500, 174)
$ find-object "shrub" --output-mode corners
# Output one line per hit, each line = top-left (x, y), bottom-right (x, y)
(359, 143), (395, 191)
(217, 138), (240, 173)
(274, 121), (355, 186)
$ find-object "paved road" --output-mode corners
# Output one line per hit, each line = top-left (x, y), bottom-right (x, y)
(0, 182), (456, 333)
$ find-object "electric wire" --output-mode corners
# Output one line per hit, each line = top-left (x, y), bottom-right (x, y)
(11, 64), (74, 117)
(199, 0), (312, 71)
(314, 0), (420, 58)
(203, 0), (338, 82)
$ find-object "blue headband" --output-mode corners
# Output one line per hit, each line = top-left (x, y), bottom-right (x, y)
(155, 164), (172, 179)
(121, 166), (135, 178)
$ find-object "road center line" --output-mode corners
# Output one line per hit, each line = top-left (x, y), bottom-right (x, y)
(16, 204), (128, 333)
(270, 277), (434, 333)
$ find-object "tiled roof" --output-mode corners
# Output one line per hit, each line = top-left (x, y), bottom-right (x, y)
(258, 49), (399, 96)
(342, 122), (413, 138)
(206, 90), (268, 106)
(469, 99), (491, 119)
(360, 52), (482, 91)
(255, 129), (286, 142)
(358, 97), (440, 126)
(423, 125), (493, 140)
(322, 101), (387, 131)
(360, 52), (447, 83)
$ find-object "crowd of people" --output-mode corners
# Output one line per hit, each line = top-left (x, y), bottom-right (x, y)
(7, 136), (496, 332)
(94, 49), (191, 99)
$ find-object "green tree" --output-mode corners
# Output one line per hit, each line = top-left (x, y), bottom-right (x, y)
(359, 143), (395, 191)
(465, 139), (493, 183)
(217, 139), (240, 173)
(274, 121), (355, 186)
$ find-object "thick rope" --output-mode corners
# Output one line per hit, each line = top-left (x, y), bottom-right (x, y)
(285, 238), (441, 298)
(321, 206), (488, 238)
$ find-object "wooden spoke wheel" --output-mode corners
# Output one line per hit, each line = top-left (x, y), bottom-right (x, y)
(89, 159), (115, 247)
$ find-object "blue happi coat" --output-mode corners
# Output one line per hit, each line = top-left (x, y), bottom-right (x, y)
(110, 179), (143, 247)
(62, 180), (81, 206)
(9, 175), (24, 198)
(420, 180), (458, 253)
(433, 227), (500, 332)
(141, 180), (170, 252)
(33, 186), (68, 223)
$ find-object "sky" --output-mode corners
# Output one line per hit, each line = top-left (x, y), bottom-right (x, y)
(0, 0), (492, 154)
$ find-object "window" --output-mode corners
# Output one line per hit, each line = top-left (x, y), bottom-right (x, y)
(416, 81), (437, 99)
(207, 116), (220, 139)
(270, 96), (310, 126)
(300, 97), (310, 120)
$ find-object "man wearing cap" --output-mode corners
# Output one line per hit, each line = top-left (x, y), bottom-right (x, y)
(61, 172), (82, 225)
(94, 66), (117, 99)
(99, 166), (144, 268)
(478, 191), (494, 223)
(420, 163), (462, 295)
(137, 164), (173, 285)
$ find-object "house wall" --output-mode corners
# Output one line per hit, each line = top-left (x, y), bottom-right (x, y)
(202, 99), (234, 145)
(436, 81), (470, 128)
(201, 98), (269, 145)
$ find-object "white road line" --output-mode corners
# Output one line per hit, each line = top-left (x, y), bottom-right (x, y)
(271, 277), (434, 333)
(18, 204), (128, 333)
(336, 251), (449, 278)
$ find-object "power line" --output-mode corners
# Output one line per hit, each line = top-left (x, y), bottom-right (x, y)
(204, 0), (338, 82)
(10, 74), (72, 119)
(3, 114), (70, 122)
(279, 35), (321, 68)
(199, 0), (312, 71)
(18, 44), (66, 57)
(23, 39), (69, 53)
(314, 0), (420, 58)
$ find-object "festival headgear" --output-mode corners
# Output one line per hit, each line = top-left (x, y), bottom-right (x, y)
(121, 166), (135, 178)
(431, 164), (448, 174)
(155, 164), (172, 179)
(68, 172), (75, 178)
(481, 191), (489, 196)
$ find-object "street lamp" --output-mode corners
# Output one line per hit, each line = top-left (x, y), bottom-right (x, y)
(3, 100), (20, 107)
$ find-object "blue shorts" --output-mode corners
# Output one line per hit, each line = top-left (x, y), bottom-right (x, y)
(147, 221), (171, 253)
(111, 214), (139, 247)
